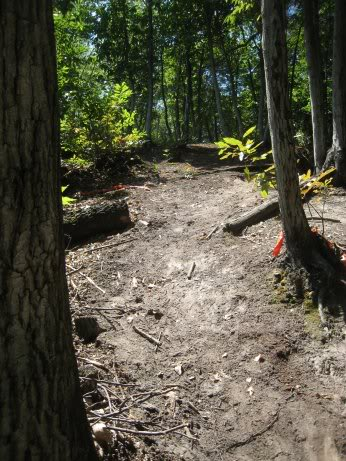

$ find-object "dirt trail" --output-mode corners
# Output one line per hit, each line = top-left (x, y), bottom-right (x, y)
(68, 153), (346, 461)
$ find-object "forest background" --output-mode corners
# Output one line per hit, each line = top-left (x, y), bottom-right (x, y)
(55, 0), (335, 172)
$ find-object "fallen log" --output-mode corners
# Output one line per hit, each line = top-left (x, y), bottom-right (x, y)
(223, 197), (279, 235)
(223, 168), (335, 235)
(64, 200), (131, 244)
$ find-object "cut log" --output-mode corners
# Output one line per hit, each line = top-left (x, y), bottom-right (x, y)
(223, 169), (335, 235)
(223, 197), (279, 235)
(64, 200), (131, 244)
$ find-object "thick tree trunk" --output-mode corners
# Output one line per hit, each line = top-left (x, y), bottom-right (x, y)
(262, 0), (312, 263)
(0, 2), (97, 460)
(145, 0), (154, 140)
(303, 0), (326, 172)
(330, 0), (346, 183)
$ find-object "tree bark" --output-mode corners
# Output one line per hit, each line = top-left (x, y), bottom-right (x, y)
(183, 46), (194, 143)
(303, 0), (326, 172)
(196, 47), (205, 142)
(160, 51), (173, 140)
(262, 0), (312, 263)
(145, 0), (154, 140)
(205, 3), (230, 138)
(257, 48), (266, 141)
(0, 2), (97, 460)
(330, 0), (346, 183)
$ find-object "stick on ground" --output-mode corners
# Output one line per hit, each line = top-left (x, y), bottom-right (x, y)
(187, 262), (196, 280)
(133, 325), (161, 346)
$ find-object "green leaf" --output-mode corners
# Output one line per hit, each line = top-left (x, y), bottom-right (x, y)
(223, 137), (243, 148)
(242, 126), (256, 139)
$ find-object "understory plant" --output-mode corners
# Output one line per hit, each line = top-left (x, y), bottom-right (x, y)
(217, 127), (335, 201)
(217, 126), (275, 197)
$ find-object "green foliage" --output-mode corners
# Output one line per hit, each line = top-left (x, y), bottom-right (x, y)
(55, 3), (144, 160)
(61, 186), (76, 206)
(217, 127), (275, 197)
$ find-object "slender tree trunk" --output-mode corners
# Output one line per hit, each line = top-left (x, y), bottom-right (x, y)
(257, 48), (266, 140)
(219, 37), (244, 137)
(121, 0), (136, 111)
(196, 48), (205, 142)
(145, 0), (154, 140)
(0, 2), (97, 460)
(303, 0), (326, 172)
(183, 46), (194, 143)
(330, 0), (346, 183)
(262, 0), (312, 263)
(289, 24), (302, 107)
(160, 51), (173, 140)
(174, 58), (182, 141)
(205, 4), (229, 137)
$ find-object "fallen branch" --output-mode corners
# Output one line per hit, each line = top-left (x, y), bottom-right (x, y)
(133, 325), (161, 346)
(187, 262), (196, 280)
(81, 272), (106, 295)
(78, 357), (111, 373)
(155, 331), (163, 353)
(206, 225), (219, 240)
(307, 216), (341, 223)
(82, 238), (138, 254)
(66, 264), (106, 295)
(107, 423), (196, 440)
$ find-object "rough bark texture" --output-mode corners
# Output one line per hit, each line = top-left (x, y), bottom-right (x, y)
(303, 0), (326, 172)
(64, 201), (131, 244)
(262, 0), (312, 263)
(330, 0), (346, 183)
(0, 3), (97, 460)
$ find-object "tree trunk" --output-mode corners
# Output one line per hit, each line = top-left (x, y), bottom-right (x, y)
(160, 51), (173, 140)
(145, 0), (154, 140)
(257, 49), (266, 141)
(289, 24), (302, 107)
(262, 0), (312, 263)
(205, 4), (230, 137)
(219, 37), (244, 137)
(196, 48), (205, 142)
(183, 46), (194, 143)
(330, 0), (346, 183)
(174, 58), (182, 141)
(0, 2), (97, 460)
(303, 0), (326, 172)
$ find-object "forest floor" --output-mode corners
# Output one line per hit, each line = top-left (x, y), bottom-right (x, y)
(66, 146), (346, 461)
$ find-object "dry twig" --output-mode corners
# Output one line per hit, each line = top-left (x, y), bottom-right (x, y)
(133, 325), (161, 346)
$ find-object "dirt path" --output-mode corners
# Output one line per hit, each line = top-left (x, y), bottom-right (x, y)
(68, 155), (346, 461)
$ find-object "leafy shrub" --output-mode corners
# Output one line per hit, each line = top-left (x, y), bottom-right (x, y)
(55, 6), (144, 162)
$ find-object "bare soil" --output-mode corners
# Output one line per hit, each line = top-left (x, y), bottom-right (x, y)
(67, 148), (346, 461)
